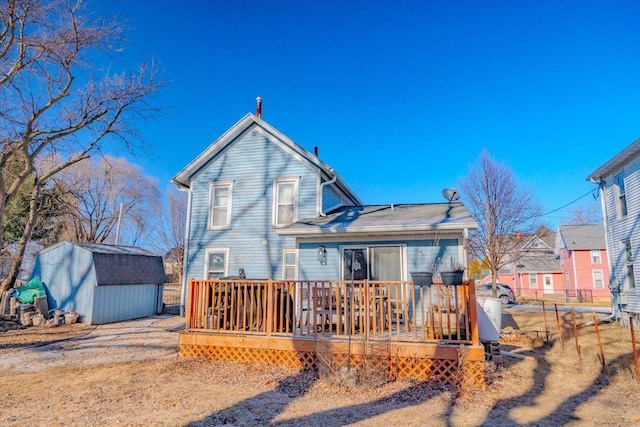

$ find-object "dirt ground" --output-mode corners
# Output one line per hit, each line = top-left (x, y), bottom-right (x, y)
(1, 312), (640, 426)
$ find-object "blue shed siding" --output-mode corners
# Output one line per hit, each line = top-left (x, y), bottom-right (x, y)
(186, 127), (320, 280)
(30, 241), (163, 324)
(31, 242), (96, 321)
(92, 284), (159, 324)
(298, 238), (460, 281)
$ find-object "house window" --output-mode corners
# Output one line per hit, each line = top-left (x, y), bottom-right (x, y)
(209, 181), (233, 229)
(283, 249), (297, 280)
(593, 270), (604, 289)
(616, 173), (628, 217)
(529, 275), (538, 289)
(624, 240), (635, 290)
(205, 249), (229, 279)
(274, 178), (298, 227)
(591, 249), (601, 264)
(544, 275), (553, 287)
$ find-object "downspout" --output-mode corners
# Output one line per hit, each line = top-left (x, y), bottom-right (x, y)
(319, 168), (337, 217)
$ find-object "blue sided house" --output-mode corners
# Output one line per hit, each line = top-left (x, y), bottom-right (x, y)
(172, 105), (478, 313)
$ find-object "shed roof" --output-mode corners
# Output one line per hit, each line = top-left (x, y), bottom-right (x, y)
(558, 224), (606, 250)
(39, 242), (166, 286)
(277, 203), (478, 237)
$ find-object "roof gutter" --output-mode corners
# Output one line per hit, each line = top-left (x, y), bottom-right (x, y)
(319, 169), (337, 217)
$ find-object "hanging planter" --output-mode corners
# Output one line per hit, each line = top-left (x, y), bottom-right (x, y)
(440, 270), (464, 286)
(410, 271), (433, 287)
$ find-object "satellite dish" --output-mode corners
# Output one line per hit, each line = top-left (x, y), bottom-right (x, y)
(442, 187), (460, 202)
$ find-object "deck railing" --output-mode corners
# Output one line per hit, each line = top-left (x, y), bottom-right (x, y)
(186, 279), (479, 345)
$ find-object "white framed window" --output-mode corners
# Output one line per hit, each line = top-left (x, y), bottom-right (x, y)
(208, 181), (233, 229)
(624, 240), (635, 290)
(529, 274), (538, 289)
(616, 173), (628, 218)
(591, 249), (601, 264)
(543, 275), (553, 287)
(204, 248), (229, 279)
(593, 270), (604, 289)
(273, 178), (298, 227)
(283, 249), (297, 280)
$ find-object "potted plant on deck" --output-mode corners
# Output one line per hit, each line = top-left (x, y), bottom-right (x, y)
(439, 257), (464, 286)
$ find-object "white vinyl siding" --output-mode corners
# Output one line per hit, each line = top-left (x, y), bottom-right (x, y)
(208, 181), (233, 229)
(205, 248), (229, 279)
(593, 270), (604, 289)
(273, 178), (298, 227)
(283, 249), (297, 280)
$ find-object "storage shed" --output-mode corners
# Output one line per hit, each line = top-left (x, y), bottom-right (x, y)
(30, 241), (166, 324)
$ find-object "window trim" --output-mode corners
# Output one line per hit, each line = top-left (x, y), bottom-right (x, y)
(204, 248), (229, 279)
(282, 248), (298, 280)
(590, 249), (601, 264)
(208, 180), (234, 230)
(624, 240), (635, 290)
(529, 274), (538, 289)
(273, 177), (299, 227)
(615, 173), (628, 218)
(592, 269), (604, 290)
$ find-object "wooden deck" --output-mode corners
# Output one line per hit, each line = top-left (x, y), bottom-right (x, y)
(180, 279), (486, 389)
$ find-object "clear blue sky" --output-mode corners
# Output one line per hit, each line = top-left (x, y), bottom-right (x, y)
(98, 0), (640, 227)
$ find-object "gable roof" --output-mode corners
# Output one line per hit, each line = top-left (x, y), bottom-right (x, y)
(172, 113), (362, 204)
(277, 203), (478, 237)
(558, 224), (605, 250)
(587, 137), (640, 181)
(516, 252), (561, 273)
(38, 242), (166, 286)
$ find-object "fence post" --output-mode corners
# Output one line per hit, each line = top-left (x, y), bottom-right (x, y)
(541, 301), (549, 343)
(593, 312), (605, 370)
(630, 316), (639, 381)
(572, 307), (581, 359)
(554, 303), (564, 349)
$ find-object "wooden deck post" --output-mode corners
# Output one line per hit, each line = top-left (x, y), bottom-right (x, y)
(467, 280), (480, 346)
(266, 279), (274, 336)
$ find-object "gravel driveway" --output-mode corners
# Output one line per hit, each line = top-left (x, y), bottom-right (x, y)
(0, 315), (183, 372)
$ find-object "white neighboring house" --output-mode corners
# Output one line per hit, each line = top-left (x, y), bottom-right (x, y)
(587, 138), (640, 324)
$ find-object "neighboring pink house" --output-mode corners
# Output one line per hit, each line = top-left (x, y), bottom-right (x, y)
(555, 224), (610, 299)
(480, 229), (565, 297)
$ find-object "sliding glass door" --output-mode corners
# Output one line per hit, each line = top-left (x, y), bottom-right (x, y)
(342, 246), (404, 281)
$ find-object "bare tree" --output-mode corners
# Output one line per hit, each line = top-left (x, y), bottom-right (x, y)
(0, 0), (161, 292)
(560, 201), (602, 225)
(54, 156), (162, 246)
(154, 188), (186, 283)
(460, 150), (545, 297)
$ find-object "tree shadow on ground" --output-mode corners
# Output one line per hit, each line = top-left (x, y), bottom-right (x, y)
(186, 369), (451, 427)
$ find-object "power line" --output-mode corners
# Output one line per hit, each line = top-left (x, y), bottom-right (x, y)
(539, 188), (598, 219)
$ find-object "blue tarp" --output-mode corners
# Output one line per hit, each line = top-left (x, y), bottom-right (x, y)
(12, 278), (46, 304)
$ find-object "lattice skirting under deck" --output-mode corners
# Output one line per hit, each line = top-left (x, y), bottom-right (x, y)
(179, 342), (485, 389)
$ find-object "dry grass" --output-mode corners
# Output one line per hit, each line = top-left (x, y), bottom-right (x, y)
(1, 310), (640, 426)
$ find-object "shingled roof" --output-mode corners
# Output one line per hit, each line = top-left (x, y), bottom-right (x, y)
(558, 224), (606, 250)
(277, 203), (478, 237)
